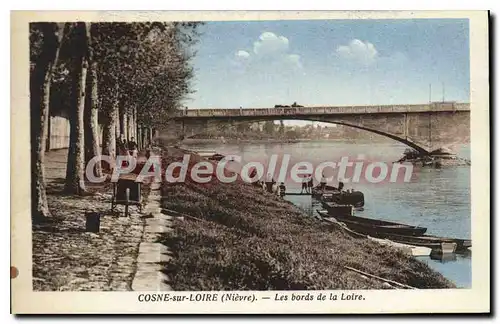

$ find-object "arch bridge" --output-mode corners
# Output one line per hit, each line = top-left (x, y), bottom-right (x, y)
(165, 102), (470, 154)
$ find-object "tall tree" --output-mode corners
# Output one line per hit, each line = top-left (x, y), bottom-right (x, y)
(85, 22), (201, 159)
(100, 80), (119, 160)
(65, 23), (89, 194)
(30, 23), (66, 221)
(84, 23), (102, 178)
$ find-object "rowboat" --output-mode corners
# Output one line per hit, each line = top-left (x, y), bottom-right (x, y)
(378, 239), (457, 254)
(317, 210), (467, 254)
(317, 209), (427, 236)
(317, 211), (432, 256)
(367, 236), (432, 257)
(368, 232), (471, 253)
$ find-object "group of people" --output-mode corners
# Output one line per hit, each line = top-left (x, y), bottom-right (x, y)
(300, 173), (328, 194)
(250, 171), (286, 197)
(249, 169), (331, 197)
(300, 175), (314, 194)
(265, 177), (287, 197)
(117, 136), (139, 158)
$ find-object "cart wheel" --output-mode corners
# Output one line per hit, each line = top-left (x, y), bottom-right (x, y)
(125, 188), (130, 217)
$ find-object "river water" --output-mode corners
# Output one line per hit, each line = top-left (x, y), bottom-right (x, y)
(181, 140), (471, 288)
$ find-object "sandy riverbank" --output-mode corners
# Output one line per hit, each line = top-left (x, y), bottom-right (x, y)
(157, 145), (455, 290)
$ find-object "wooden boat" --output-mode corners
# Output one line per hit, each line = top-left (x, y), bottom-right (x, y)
(208, 153), (226, 161)
(317, 211), (460, 255)
(314, 187), (365, 207)
(367, 236), (432, 257)
(377, 239), (457, 253)
(317, 209), (427, 236)
(336, 218), (428, 237)
(321, 202), (353, 217)
(368, 232), (471, 253)
(317, 211), (431, 257)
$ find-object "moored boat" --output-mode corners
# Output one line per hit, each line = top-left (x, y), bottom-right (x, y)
(321, 202), (353, 217)
(368, 232), (471, 253)
(208, 153), (226, 161)
(317, 209), (427, 236)
(377, 239), (457, 253)
(367, 236), (432, 257)
(336, 218), (427, 237)
(314, 187), (365, 208)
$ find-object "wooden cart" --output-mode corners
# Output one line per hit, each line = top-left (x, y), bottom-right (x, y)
(111, 175), (143, 217)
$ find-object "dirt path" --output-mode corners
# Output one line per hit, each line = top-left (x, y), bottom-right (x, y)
(32, 149), (151, 291)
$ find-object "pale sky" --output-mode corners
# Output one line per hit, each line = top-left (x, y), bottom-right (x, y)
(186, 19), (470, 110)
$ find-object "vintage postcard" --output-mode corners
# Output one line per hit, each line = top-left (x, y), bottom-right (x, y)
(11, 10), (489, 314)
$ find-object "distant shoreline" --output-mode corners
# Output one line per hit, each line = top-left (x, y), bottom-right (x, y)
(181, 138), (398, 145)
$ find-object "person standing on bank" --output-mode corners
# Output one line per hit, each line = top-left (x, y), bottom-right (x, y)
(307, 174), (314, 193)
(117, 136), (129, 156)
(301, 175), (308, 194)
(121, 137), (128, 150)
(128, 137), (138, 158)
(265, 173), (275, 193)
(320, 173), (327, 191)
(279, 182), (286, 197)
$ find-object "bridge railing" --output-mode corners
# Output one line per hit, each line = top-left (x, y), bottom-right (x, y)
(176, 102), (470, 117)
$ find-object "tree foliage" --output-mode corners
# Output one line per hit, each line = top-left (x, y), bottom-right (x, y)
(29, 21), (202, 213)
(92, 22), (201, 127)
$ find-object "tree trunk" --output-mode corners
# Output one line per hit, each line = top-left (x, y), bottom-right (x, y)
(129, 110), (133, 140)
(102, 82), (119, 160)
(149, 126), (153, 147)
(30, 23), (65, 221)
(65, 22), (88, 195)
(137, 125), (142, 149)
(83, 23), (102, 178)
(46, 115), (51, 151)
(126, 110), (132, 141)
(128, 106), (136, 141)
(114, 99), (121, 143)
(101, 112), (114, 155)
(120, 105), (128, 140)
(142, 126), (148, 148)
(132, 106), (137, 140)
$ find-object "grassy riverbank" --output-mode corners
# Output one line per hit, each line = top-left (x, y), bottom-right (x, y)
(159, 146), (455, 290)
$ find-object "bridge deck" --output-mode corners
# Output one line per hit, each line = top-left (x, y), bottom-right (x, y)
(175, 102), (470, 118)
